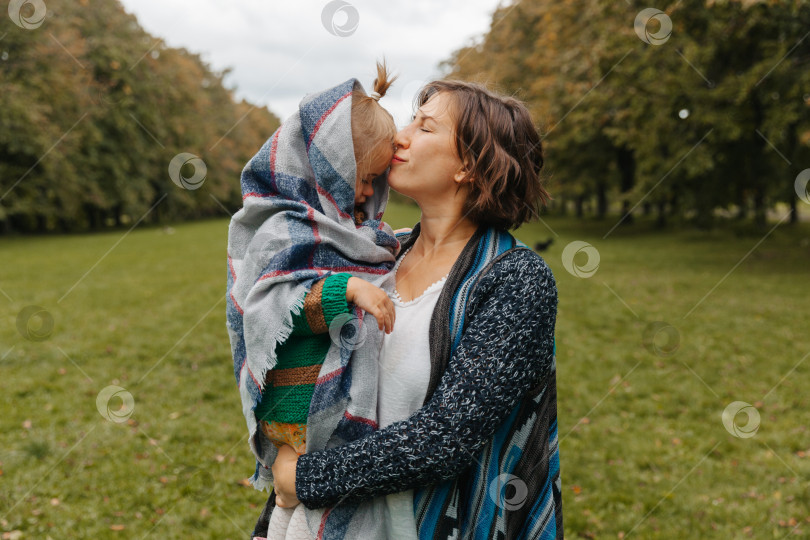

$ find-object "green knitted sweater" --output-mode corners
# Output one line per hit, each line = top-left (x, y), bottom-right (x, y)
(254, 272), (352, 425)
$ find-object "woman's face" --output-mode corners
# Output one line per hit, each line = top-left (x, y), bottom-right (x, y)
(388, 92), (465, 203)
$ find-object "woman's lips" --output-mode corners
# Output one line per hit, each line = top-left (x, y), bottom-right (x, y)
(391, 155), (406, 164)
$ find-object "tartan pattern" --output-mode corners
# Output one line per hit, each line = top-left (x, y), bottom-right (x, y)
(226, 78), (400, 538)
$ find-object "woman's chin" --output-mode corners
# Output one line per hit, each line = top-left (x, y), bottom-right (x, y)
(387, 182), (409, 198)
(387, 170), (408, 195)
(386, 176), (400, 193)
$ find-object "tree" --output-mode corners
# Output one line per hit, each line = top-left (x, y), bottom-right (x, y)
(0, 0), (280, 234)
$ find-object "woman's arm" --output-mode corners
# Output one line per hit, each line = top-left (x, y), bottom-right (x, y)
(294, 249), (558, 509)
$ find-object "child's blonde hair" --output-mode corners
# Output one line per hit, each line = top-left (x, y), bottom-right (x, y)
(352, 60), (397, 180)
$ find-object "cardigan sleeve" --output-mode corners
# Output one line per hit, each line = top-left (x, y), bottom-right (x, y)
(295, 249), (558, 509)
(289, 272), (352, 336)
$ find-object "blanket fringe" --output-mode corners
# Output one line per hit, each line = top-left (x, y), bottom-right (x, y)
(246, 284), (311, 469)
(253, 285), (308, 396)
(250, 466), (273, 493)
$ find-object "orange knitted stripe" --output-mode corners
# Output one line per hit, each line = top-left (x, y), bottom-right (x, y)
(268, 364), (321, 387)
(304, 279), (328, 334)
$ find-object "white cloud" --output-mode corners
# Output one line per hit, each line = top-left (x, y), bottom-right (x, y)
(118, 0), (504, 127)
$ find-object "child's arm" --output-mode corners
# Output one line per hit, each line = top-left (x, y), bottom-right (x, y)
(346, 277), (395, 334)
(289, 273), (353, 336)
(290, 274), (396, 336)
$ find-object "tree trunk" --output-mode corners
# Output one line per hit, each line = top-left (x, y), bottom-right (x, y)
(695, 183), (713, 230)
(790, 196), (798, 225)
(751, 94), (767, 231)
(620, 200), (634, 226)
(597, 182), (608, 219)
(736, 191), (748, 220)
(616, 146), (635, 225)
(656, 200), (667, 228)
(575, 195), (585, 218)
(753, 187), (766, 230)
(785, 123), (799, 225)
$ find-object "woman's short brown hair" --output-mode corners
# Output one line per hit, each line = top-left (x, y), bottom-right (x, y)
(416, 80), (549, 230)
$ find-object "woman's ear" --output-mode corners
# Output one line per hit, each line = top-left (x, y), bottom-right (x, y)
(453, 157), (474, 185)
(453, 167), (473, 186)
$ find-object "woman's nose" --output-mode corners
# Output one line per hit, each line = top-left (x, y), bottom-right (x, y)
(394, 128), (409, 148)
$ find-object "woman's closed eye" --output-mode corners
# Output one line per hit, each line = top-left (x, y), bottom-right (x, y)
(410, 113), (434, 133)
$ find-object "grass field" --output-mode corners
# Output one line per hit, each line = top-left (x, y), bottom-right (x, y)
(1, 200), (809, 539)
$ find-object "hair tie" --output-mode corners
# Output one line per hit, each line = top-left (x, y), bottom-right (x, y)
(369, 91), (381, 101)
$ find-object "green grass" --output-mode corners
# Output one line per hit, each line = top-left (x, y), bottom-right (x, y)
(1, 202), (809, 539)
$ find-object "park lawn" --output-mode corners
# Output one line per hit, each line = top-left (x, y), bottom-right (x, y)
(1, 200), (809, 539)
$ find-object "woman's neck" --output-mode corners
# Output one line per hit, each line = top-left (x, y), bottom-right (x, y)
(410, 214), (478, 262)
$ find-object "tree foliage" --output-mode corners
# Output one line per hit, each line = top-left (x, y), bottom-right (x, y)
(445, 0), (810, 229)
(0, 0), (280, 234)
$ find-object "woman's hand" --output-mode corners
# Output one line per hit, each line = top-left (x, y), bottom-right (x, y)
(346, 277), (395, 333)
(272, 444), (301, 508)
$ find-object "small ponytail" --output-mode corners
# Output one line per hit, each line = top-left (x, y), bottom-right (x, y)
(351, 60), (398, 180)
(371, 59), (396, 100)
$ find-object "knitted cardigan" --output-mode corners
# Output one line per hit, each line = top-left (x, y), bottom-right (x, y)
(292, 222), (563, 540)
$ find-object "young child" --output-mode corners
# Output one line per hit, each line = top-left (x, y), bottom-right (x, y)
(226, 62), (402, 540)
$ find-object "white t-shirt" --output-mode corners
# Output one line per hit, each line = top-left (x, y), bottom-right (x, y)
(377, 247), (448, 540)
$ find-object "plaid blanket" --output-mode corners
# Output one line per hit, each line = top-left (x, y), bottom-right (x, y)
(226, 78), (399, 538)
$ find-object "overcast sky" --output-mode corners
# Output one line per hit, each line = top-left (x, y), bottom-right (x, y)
(118, 0), (506, 128)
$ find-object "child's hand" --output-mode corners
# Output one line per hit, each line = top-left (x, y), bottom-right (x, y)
(272, 444), (300, 508)
(346, 277), (395, 333)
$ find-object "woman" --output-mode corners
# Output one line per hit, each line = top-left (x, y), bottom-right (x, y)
(270, 80), (561, 539)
